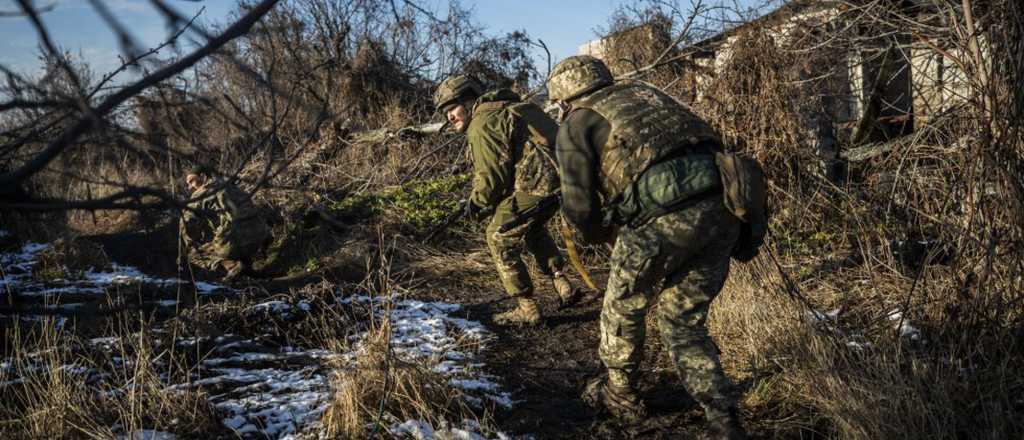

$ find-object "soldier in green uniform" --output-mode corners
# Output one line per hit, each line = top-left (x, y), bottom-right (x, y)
(434, 74), (578, 325)
(548, 56), (747, 439)
(179, 166), (269, 281)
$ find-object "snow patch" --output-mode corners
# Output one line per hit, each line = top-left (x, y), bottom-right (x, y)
(887, 310), (922, 341)
(210, 366), (330, 439)
(1, 242), (231, 298)
(390, 419), (511, 440)
(115, 430), (179, 440)
(341, 296), (513, 408)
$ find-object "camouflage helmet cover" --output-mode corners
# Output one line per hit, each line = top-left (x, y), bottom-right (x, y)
(434, 74), (483, 111)
(547, 55), (613, 102)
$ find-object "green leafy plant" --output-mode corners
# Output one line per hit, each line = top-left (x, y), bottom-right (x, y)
(388, 174), (469, 230)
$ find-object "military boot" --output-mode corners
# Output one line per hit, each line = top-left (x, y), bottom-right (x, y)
(703, 406), (747, 440)
(553, 271), (582, 309)
(582, 375), (648, 422)
(493, 297), (541, 326)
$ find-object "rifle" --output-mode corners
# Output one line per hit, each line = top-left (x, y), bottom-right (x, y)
(424, 199), (495, 241)
(496, 192), (561, 233)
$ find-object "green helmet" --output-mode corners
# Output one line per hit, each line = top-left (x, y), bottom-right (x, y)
(547, 55), (613, 102)
(434, 74), (483, 111)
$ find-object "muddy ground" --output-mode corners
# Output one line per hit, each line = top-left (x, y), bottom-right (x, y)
(337, 230), (750, 439)
(427, 266), (712, 440)
(4, 223), (750, 439)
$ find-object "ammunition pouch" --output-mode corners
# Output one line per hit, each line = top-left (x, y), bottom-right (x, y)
(604, 153), (721, 229)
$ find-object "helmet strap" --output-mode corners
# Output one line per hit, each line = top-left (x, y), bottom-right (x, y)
(556, 101), (573, 123)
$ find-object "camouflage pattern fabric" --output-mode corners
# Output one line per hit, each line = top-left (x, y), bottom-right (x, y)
(467, 90), (560, 206)
(599, 195), (740, 413)
(547, 55), (613, 102)
(571, 80), (721, 199)
(180, 180), (269, 270)
(434, 74), (483, 110)
(465, 89), (567, 298)
(485, 194), (565, 297)
(506, 102), (561, 197)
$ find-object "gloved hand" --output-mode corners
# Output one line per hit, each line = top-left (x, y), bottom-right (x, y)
(461, 199), (483, 221)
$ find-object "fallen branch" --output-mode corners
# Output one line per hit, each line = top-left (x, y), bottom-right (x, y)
(349, 121), (446, 144)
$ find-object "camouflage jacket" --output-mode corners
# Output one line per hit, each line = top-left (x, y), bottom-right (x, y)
(466, 89), (560, 212)
(557, 81), (721, 242)
(180, 179), (262, 248)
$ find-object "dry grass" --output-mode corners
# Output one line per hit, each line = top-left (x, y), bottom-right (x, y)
(696, 4), (1024, 437)
(319, 248), (491, 439)
(322, 315), (477, 439)
(0, 321), (222, 439)
(4, 1), (1022, 439)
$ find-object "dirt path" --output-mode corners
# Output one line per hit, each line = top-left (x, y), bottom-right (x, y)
(79, 228), (719, 438)
(411, 250), (711, 439)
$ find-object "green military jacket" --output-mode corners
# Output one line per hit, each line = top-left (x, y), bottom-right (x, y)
(181, 179), (266, 249)
(466, 89), (560, 215)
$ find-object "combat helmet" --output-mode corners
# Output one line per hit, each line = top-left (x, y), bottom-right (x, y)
(547, 55), (613, 102)
(434, 74), (483, 111)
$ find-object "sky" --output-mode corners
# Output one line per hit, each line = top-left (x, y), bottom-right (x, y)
(0, 0), (236, 77)
(0, 0), (765, 82)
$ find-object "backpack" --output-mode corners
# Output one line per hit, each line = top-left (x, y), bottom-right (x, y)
(715, 152), (768, 262)
(507, 102), (561, 197)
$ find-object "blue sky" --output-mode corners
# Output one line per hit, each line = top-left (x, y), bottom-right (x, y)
(465, 0), (624, 70)
(0, 0), (235, 77)
(0, 0), (765, 80)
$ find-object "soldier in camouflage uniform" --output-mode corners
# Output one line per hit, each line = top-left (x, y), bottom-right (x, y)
(548, 56), (747, 439)
(434, 75), (579, 325)
(180, 167), (269, 281)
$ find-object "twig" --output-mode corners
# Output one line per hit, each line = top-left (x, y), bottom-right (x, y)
(0, 0), (282, 195)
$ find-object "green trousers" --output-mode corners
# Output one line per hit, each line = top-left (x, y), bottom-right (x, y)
(599, 195), (740, 412)
(484, 195), (565, 297)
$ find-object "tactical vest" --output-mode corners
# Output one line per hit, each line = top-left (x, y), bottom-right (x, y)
(475, 98), (560, 198)
(572, 81), (720, 199)
(573, 81), (722, 227)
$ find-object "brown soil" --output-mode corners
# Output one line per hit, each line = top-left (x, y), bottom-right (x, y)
(420, 266), (715, 439)
(54, 226), (745, 439)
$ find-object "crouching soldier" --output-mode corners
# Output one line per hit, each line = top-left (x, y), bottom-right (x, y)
(179, 166), (269, 281)
(434, 74), (579, 325)
(548, 56), (747, 439)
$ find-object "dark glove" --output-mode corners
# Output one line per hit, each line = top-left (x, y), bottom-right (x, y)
(461, 199), (483, 221)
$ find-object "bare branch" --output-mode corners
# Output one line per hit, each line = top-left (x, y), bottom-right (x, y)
(0, 0), (282, 199)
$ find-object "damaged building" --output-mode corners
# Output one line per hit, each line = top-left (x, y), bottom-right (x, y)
(579, 0), (978, 179)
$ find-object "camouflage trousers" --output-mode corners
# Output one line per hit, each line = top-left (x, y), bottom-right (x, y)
(599, 195), (740, 412)
(485, 198), (565, 297)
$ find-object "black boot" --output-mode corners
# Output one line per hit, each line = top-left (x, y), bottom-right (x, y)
(703, 406), (747, 440)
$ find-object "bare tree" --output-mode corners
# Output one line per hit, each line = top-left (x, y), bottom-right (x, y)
(0, 0), (282, 213)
